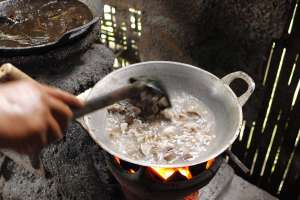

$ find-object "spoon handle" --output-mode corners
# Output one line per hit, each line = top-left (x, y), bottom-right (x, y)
(72, 83), (144, 119)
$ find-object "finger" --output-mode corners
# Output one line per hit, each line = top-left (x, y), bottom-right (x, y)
(48, 96), (73, 119)
(42, 85), (84, 108)
(40, 130), (48, 146)
(47, 97), (72, 132)
(47, 112), (63, 141)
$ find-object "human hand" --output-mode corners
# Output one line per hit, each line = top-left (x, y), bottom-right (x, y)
(0, 80), (83, 155)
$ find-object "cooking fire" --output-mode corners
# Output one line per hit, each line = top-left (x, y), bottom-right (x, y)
(114, 156), (215, 181)
(150, 166), (193, 181)
(106, 154), (222, 200)
(0, 0), (286, 199)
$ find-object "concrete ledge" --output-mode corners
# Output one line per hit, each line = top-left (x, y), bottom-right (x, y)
(200, 162), (235, 200)
(199, 163), (278, 200)
(218, 175), (278, 200)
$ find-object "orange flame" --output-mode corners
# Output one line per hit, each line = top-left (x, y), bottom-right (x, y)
(184, 191), (199, 200)
(114, 157), (121, 165)
(114, 157), (136, 174)
(150, 167), (192, 181)
(114, 156), (214, 181)
(178, 167), (193, 180)
(206, 159), (215, 170)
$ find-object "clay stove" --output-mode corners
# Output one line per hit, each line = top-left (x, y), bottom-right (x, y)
(0, 21), (114, 176)
(104, 152), (223, 200)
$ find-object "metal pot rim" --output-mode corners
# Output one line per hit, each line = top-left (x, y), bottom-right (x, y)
(84, 61), (255, 168)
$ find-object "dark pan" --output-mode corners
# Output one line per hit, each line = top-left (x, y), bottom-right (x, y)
(0, 0), (103, 55)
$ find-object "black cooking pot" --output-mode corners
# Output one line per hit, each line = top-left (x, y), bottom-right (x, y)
(0, 0), (103, 56)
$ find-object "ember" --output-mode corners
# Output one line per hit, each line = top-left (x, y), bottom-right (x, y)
(183, 192), (199, 200)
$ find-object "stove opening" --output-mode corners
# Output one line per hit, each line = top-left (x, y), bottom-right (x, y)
(114, 156), (215, 182)
(108, 153), (222, 200)
(114, 156), (140, 174)
(148, 166), (192, 181)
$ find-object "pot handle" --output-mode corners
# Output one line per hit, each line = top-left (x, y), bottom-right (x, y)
(222, 71), (255, 106)
(58, 17), (99, 43)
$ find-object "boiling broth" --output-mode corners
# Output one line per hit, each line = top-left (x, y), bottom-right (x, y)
(106, 92), (216, 164)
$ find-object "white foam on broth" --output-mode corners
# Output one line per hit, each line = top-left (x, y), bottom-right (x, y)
(105, 92), (216, 164)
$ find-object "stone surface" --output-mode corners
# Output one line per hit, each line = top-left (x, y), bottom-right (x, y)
(32, 43), (114, 95)
(200, 163), (235, 200)
(200, 163), (278, 200)
(41, 122), (119, 200)
(218, 175), (278, 200)
(2, 161), (57, 200)
(0, 150), (44, 176)
(1, 122), (122, 200)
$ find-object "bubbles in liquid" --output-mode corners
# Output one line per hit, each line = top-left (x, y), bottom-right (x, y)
(106, 92), (216, 164)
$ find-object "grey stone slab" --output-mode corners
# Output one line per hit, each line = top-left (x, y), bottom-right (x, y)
(199, 163), (278, 200)
(34, 43), (114, 95)
(199, 162), (235, 200)
(218, 175), (278, 200)
(1, 150), (44, 176)
(2, 161), (56, 200)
